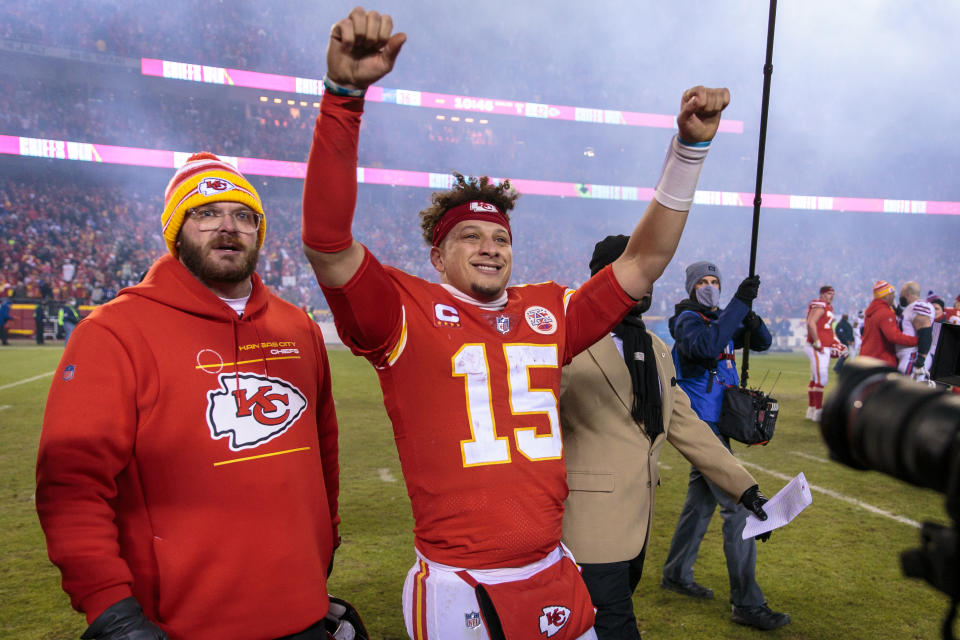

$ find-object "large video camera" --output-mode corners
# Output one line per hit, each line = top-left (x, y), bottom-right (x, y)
(820, 323), (960, 639)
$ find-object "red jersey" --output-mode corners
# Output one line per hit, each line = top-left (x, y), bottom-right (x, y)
(806, 299), (835, 346)
(336, 262), (633, 569)
(944, 307), (960, 325)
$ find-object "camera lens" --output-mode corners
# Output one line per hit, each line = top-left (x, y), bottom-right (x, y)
(821, 358), (960, 494)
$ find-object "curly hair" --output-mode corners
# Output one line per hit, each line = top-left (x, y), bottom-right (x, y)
(418, 172), (519, 245)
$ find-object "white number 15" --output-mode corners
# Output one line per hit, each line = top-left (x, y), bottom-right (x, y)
(453, 343), (562, 467)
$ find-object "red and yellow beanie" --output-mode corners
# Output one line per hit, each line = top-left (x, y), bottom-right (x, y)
(873, 280), (895, 299)
(161, 152), (265, 257)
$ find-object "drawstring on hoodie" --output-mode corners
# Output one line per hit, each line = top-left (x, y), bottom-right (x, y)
(251, 318), (270, 378)
(232, 317), (241, 395)
(230, 313), (271, 395)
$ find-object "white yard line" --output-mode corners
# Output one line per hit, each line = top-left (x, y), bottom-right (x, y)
(0, 405), (10, 411)
(789, 450), (831, 464)
(739, 460), (921, 529)
(0, 371), (54, 391)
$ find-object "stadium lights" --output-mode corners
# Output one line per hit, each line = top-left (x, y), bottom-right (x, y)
(259, 96), (268, 102)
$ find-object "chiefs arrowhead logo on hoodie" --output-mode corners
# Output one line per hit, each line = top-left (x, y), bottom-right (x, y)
(206, 372), (307, 450)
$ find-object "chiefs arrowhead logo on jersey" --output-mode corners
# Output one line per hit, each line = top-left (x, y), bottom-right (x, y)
(525, 305), (557, 335)
(206, 372), (307, 450)
(538, 605), (570, 637)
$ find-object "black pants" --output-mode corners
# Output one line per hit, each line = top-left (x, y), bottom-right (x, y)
(580, 546), (647, 640)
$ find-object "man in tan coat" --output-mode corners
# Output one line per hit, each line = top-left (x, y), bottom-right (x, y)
(559, 235), (768, 639)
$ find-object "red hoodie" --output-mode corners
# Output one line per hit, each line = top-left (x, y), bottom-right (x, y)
(860, 297), (917, 367)
(37, 255), (340, 639)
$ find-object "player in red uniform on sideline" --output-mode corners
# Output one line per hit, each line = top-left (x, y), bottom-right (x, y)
(301, 8), (731, 639)
(804, 285), (842, 422)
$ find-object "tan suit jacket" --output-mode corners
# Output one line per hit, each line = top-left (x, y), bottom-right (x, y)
(559, 332), (756, 564)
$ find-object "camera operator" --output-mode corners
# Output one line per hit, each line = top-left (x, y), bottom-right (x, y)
(659, 261), (789, 631)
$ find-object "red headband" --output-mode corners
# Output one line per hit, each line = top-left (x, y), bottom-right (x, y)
(431, 201), (512, 247)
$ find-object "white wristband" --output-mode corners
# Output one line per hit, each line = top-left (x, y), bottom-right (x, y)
(653, 135), (710, 211)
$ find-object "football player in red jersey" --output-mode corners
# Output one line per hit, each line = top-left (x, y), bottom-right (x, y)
(804, 286), (842, 422)
(302, 8), (730, 639)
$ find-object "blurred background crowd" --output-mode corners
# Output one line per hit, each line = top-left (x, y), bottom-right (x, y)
(1, 0), (957, 345)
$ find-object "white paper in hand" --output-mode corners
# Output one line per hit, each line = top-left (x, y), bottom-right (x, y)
(742, 472), (813, 539)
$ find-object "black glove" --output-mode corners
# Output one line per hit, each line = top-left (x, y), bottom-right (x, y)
(734, 275), (760, 303)
(743, 311), (763, 332)
(740, 484), (772, 542)
(81, 598), (167, 640)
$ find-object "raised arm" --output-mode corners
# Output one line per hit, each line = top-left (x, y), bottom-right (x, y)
(610, 86), (730, 300)
(302, 7), (406, 288)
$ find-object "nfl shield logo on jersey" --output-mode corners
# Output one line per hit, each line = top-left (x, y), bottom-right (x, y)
(464, 611), (481, 630)
(495, 314), (511, 335)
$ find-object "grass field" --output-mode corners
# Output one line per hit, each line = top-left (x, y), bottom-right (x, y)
(1, 344), (950, 639)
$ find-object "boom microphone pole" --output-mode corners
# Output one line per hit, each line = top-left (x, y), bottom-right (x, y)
(740, 0), (778, 388)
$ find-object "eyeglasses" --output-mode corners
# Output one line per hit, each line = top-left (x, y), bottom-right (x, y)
(187, 208), (262, 233)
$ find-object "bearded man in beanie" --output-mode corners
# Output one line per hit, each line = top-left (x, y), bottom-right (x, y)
(36, 153), (343, 640)
(558, 236), (768, 640)
(659, 262), (790, 631)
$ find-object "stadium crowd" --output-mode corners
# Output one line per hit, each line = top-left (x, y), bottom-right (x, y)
(1, 2), (956, 343)
(2, 163), (956, 341)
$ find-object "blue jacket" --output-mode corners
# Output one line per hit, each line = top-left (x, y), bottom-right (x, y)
(669, 297), (772, 426)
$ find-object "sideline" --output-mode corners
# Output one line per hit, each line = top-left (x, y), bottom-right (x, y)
(739, 460), (921, 529)
(0, 371), (55, 392)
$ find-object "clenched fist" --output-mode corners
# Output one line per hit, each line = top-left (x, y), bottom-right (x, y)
(676, 86), (730, 144)
(327, 7), (406, 91)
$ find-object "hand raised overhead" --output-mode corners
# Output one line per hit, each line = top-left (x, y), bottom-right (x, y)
(327, 7), (406, 91)
(676, 86), (730, 144)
